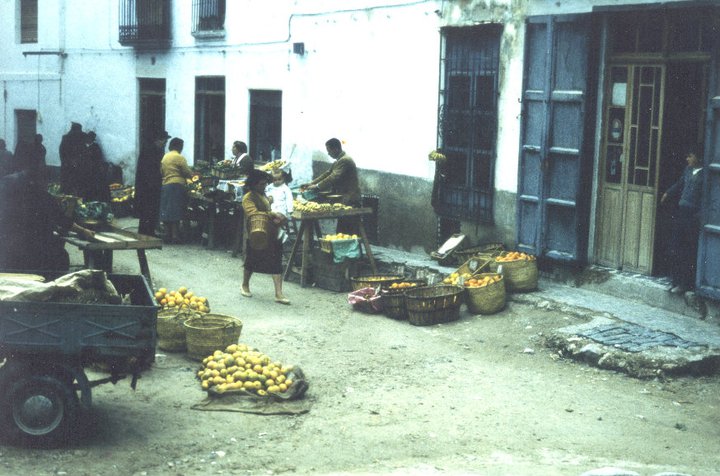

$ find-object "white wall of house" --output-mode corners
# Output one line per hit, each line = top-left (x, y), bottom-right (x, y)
(0, 0), (704, 246)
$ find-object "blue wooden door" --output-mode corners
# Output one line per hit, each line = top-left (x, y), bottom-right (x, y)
(517, 15), (595, 262)
(697, 40), (720, 300)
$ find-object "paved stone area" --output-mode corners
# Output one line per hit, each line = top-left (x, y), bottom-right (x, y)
(370, 246), (720, 377)
(577, 322), (703, 352)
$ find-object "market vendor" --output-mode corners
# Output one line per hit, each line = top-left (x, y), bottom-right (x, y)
(300, 138), (361, 235)
(231, 141), (254, 176)
(0, 161), (94, 272)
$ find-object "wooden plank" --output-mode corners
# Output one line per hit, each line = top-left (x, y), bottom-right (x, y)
(292, 207), (373, 220)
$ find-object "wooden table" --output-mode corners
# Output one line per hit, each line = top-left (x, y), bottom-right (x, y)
(283, 207), (377, 287)
(63, 225), (162, 288)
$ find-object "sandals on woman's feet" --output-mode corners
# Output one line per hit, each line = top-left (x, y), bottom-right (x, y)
(241, 288), (252, 297)
(275, 297), (290, 305)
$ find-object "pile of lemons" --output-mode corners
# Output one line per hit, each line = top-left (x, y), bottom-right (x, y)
(197, 344), (294, 395)
(323, 233), (358, 241)
(154, 286), (210, 313)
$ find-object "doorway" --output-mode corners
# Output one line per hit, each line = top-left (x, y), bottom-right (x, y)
(249, 90), (282, 164)
(595, 61), (706, 275)
(138, 78), (166, 143)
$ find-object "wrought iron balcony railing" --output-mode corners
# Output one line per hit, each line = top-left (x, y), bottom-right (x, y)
(119, 0), (171, 47)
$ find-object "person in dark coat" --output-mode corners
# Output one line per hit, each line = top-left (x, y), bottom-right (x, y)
(660, 150), (704, 294)
(59, 122), (86, 196)
(79, 131), (111, 203)
(135, 129), (170, 236)
(0, 139), (15, 177)
(0, 160), (73, 272)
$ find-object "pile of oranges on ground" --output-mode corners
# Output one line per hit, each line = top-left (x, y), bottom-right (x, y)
(464, 274), (503, 288)
(154, 286), (210, 313)
(495, 251), (535, 262)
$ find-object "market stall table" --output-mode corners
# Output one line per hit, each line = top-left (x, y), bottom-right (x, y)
(186, 191), (244, 256)
(62, 225), (162, 288)
(283, 207), (377, 287)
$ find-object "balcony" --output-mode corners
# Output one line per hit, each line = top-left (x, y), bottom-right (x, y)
(119, 0), (171, 47)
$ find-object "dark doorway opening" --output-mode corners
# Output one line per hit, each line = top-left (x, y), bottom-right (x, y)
(249, 90), (282, 165)
(653, 61), (706, 277)
(139, 78), (166, 144)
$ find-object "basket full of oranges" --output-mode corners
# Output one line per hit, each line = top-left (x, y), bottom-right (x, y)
(380, 279), (427, 320)
(494, 251), (538, 292)
(463, 273), (506, 315)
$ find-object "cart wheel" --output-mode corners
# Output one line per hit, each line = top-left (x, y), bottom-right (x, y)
(2, 375), (79, 446)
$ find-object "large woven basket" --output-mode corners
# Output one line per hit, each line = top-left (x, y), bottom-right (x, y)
(380, 279), (427, 320)
(183, 314), (243, 361)
(495, 255), (538, 292)
(404, 285), (464, 326)
(156, 309), (200, 352)
(453, 243), (504, 266)
(465, 273), (506, 315)
(350, 275), (403, 292)
(248, 213), (272, 250)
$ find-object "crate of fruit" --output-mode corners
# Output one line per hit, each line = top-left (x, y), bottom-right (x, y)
(212, 164), (243, 179)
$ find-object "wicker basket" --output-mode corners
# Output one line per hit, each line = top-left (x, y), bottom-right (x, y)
(404, 285), (464, 326)
(248, 213), (272, 250)
(183, 314), (243, 361)
(156, 309), (200, 352)
(380, 279), (427, 320)
(495, 255), (538, 292)
(350, 274), (403, 292)
(465, 273), (506, 315)
(453, 243), (504, 266)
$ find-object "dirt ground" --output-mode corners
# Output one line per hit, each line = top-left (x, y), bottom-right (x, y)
(2, 224), (720, 476)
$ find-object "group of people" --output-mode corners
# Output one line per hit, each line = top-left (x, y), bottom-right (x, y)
(0, 125), (101, 273)
(59, 122), (111, 203)
(0, 135), (46, 179)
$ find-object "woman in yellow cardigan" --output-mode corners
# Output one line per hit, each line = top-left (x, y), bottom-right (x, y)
(160, 137), (193, 243)
(241, 169), (290, 304)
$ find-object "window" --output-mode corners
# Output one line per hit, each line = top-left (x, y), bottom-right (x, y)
(119, 0), (171, 46)
(436, 25), (501, 223)
(195, 77), (225, 163)
(20, 0), (38, 44)
(192, 0), (226, 36)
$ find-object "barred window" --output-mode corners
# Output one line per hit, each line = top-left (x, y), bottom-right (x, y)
(192, 0), (226, 35)
(436, 25), (502, 223)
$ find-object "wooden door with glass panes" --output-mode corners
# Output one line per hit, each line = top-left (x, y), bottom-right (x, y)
(596, 64), (665, 273)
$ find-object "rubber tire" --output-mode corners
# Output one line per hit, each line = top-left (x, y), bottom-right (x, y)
(2, 374), (79, 446)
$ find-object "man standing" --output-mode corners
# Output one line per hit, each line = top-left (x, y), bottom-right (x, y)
(59, 122), (86, 195)
(660, 151), (704, 294)
(135, 129), (170, 236)
(301, 138), (361, 234)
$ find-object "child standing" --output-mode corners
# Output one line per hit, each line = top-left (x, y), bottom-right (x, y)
(265, 169), (294, 242)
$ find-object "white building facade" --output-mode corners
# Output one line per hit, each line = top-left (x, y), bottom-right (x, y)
(1, 0), (719, 300)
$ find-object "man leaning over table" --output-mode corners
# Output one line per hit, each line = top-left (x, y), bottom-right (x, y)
(300, 138), (361, 235)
